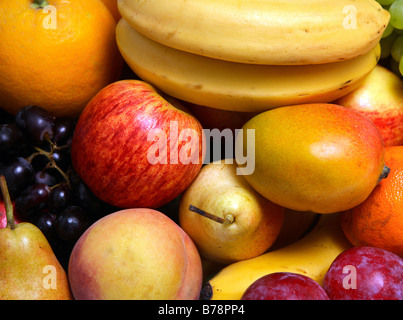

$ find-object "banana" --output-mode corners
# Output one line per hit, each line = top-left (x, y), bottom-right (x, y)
(203, 212), (351, 300)
(116, 19), (381, 113)
(118, 0), (389, 65)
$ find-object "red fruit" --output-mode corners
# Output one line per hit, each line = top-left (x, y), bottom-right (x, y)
(241, 272), (329, 300)
(0, 200), (21, 228)
(71, 80), (205, 209)
(323, 246), (403, 300)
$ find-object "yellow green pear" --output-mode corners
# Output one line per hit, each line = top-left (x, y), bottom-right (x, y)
(0, 175), (73, 300)
(179, 160), (285, 264)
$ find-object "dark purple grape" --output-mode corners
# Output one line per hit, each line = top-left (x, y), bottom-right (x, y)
(69, 170), (115, 219)
(0, 123), (27, 157)
(15, 105), (55, 144)
(34, 169), (61, 186)
(48, 183), (71, 211)
(52, 147), (71, 170)
(55, 206), (90, 242)
(0, 157), (34, 199)
(15, 183), (51, 219)
(53, 117), (76, 145)
(31, 211), (57, 243)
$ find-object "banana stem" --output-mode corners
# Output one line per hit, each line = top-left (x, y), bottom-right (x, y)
(0, 175), (15, 230)
(189, 204), (234, 225)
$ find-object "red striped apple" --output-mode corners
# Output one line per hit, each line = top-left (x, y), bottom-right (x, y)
(335, 65), (403, 147)
(71, 80), (205, 209)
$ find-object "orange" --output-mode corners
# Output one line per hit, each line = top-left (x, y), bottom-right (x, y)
(341, 146), (403, 257)
(0, 0), (123, 117)
(100, 0), (121, 21)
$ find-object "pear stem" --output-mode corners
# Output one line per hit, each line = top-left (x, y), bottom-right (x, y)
(189, 204), (234, 225)
(0, 175), (16, 230)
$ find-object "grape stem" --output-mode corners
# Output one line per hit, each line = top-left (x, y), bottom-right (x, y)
(32, 146), (71, 187)
(0, 175), (16, 230)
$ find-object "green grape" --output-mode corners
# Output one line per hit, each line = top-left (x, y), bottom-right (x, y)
(377, 0), (396, 5)
(391, 34), (403, 61)
(390, 57), (401, 74)
(399, 56), (403, 74)
(389, 0), (403, 29)
(382, 22), (395, 38)
(380, 32), (398, 59)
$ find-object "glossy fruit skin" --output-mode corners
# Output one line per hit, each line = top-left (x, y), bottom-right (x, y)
(323, 246), (403, 300)
(0, 157), (34, 199)
(68, 208), (203, 300)
(100, 0), (120, 21)
(15, 105), (55, 145)
(71, 80), (204, 209)
(0, 200), (21, 229)
(341, 146), (403, 256)
(241, 272), (329, 300)
(0, 0), (122, 117)
(0, 222), (73, 300)
(335, 65), (403, 147)
(179, 160), (285, 264)
(237, 103), (386, 214)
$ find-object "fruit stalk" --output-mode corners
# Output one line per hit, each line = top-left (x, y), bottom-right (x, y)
(206, 212), (352, 300)
(378, 165), (391, 183)
(31, 0), (49, 9)
(0, 175), (15, 230)
(189, 204), (234, 225)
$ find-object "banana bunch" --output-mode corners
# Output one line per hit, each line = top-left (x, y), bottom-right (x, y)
(204, 212), (352, 300)
(117, 0), (389, 112)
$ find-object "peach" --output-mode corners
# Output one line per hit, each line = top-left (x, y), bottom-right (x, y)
(68, 208), (203, 300)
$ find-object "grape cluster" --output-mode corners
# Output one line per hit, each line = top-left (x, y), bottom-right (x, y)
(378, 0), (403, 76)
(0, 106), (116, 268)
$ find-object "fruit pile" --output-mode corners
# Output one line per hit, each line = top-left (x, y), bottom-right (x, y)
(116, 0), (387, 112)
(0, 106), (117, 268)
(0, 0), (403, 301)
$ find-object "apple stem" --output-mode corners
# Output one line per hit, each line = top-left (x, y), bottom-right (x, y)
(189, 204), (234, 225)
(0, 175), (16, 230)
